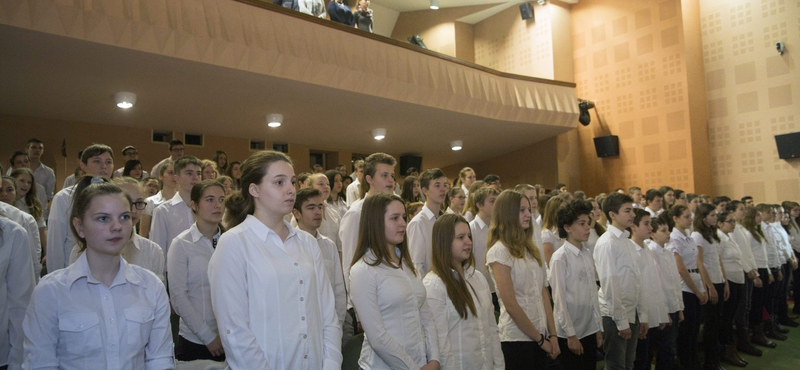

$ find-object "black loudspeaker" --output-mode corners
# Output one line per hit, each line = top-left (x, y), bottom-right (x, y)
(775, 132), (800, 159)
(519, 2), (534, 20)
(399, 155), (422, 175)
(593, 135), (620, 158)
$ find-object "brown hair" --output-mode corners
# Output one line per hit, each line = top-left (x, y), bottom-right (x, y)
(401, 176), (421, 204)
(360, 153), (396, 198)
(351, 193), (416, 275)
(742, 206), (765, 243)
(488, 190), (542, 266)
(541, 195), (568, 231)
(224, 151), (293, 228)
(70, 178), (131, 252)
(455, 167), (474, 188)
(10, 168), (42, 221)
(462, 180), (487, 216)
(80, 144), (114, 164)
(430, 214), (478, 319)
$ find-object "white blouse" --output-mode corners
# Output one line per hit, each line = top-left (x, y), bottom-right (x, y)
(22, 253), (174, 370)
(761, 222), (782, 268)
(634, 242), (670, 326)
(350, 250), (439, 370)
(423, 268), (504, 370)
(692, 232), (724, 285)
(70, 234), (165, 284)
(666, 228), (705, 294)
(549, 241), (602, 340)
(717, 230), (745, 284)
(486, 241), (549, 341)
(646, 240), (684, 314)
(1, 218), (35, 370)
(208, 216), (341, 370)
(730, 224), (757, 273)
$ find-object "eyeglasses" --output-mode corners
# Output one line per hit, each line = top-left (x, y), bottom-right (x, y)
(132, 201), (147, 210)
(720, 219), (736, 224)
(170, 147), (185, 152)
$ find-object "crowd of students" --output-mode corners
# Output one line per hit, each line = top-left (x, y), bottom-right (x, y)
(1, 138), (799, 370)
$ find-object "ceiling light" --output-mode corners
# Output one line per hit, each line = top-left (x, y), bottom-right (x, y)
(372, 128), (386, 140)
(537, 0), (546, 5)
(451, 140), (463, 151)
(266, 114), (283, 128)
(430, 0), (439, 9)
(114, 92), (136, 109)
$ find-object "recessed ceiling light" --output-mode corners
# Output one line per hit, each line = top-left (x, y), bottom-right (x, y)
(373, 128), (386, 140)
(451, 140), (463, 151)
(266, 113), (283, 127)
(537, 0), (547, 5)
(430, 0), (439, 9)
(114, 92), (136, 109)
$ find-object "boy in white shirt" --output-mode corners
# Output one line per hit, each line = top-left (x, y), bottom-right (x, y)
(629, 187), (643, 209)
(408, 168), (448, 276)
(345, 159), (364, 207)
(468, 186), (499, 309)
(630, 209), (670, 370)
(594, 192), (648, 370)
(150, 156), (201, 262)
(293, 188), (346, 332)
(549, 201), (603, 370)
(644, 189), (663, 218)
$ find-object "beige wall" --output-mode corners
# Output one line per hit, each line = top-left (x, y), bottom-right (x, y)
(391, 5), (497, 57)
(699, 0), (800, 203)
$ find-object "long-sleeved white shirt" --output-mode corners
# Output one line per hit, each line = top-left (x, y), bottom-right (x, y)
(634, 241), (670, 326)
(345, 180), (360, 208)
(1, 218), (35, 370)
(306, 230), (346, 329)
(208, 216), (341, 370)
(486, 241), (549, 341)
(594, 225), (648, 331)
(30, 163), (55, 203)
(46, 185), (77, 272)
(69, 234), (165, 283)
(666, 227), (705, 294)
(469, 215), (493, 293)
(143, 192), (169, 217)
(541, 228), (563, 274)
(0, 202), (41, 281)
(692, 232), (724, 285)
(548, 241), (602, 339)
(718, 230), (745, 284)
(787, 221), (800, 253)
(149, 158), (172, 181)
(150, 193), (194, 262)
(770, 222), (794, 261)
(22, 253), (174, 370)
(297, 0), (327, 17)
(408, 205), (439, 276)
(340, 198), (365, 310)
(731, 224), (758, 273)
(760, 222), (782, 268)
(423, 268), (504, 370)
(646, 240), (684, 313)
(350, 250), (439, 370)
(166, 224), (219, 346)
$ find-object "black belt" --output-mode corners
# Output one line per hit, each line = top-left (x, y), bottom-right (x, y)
(687, 268), (699, 274)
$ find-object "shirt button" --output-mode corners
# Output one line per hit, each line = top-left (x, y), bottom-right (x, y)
(78, 324), (84, 329)
(227, 330), (231, 334)
(300, 297), (304, 301)
(301, 316), (305, 321)
(110, 344), (116, 349)
(109, 318), (115, 323)
(294, 262), (299, 266)
(304, 355), (308, 359)
(303, 334), (307, 339)
(299, 280), (303, 284)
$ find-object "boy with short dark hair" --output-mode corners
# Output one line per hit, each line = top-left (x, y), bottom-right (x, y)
(408, 168), (448, 275)
(644, 189), (663, 218)
(151, 155), (202, 260)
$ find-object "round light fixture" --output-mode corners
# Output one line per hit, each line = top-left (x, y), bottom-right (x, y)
(114, 92), (136, 109)
(451, 140), (463, 151)
(372, 128), (387, 140)
(430, 0), (439, 9)
(267, 114), (283, 128)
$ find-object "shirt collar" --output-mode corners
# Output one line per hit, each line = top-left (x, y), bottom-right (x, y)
(647, 240), (665, 253)
(717, 229), (730, 242)
(188, 223), (221, 244)
(563, 240), (582, 256)
(420, 205), (439, 220)
(244, 214), (297, 242)
(168, 191), (185, 205)
(474, 215), (489, 229)
(67, 251), (143, 288)
(670, 227), (689, 239)
(607, 224), (629, 238)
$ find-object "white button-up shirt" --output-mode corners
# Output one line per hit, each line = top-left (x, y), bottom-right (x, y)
(549, 241), (602, 339)
(320, 206), (341, 252)
(541, 228), (564, 274)
(327, 198), (348, 220)
(30, 163), (55, 203)
(761, 222), (782, 268)
(22, 253), (174, 370)
(166, 224), (219, 346)
(666, 228), (705, 294)
(208, 216), (341, 370)
(62, 174), (76, 189)
(770, 222), (794, 261)
(634, 241), (670, 326)
(469, 215), (494, 293)
(150, 193), (194, 261)
(423, 268), (504, 370)
(594, 225), (648, 330)
(306, 230), (346, 329)
(646, 240), (684, 313)
(350, 250), (439, 370)
(46, 185), (77, 272)
(692, 232), (724, 285)
(143, 191), (169, 217)
(486, 241), (549, 341)
(645, 207), (663, 218)
(718, 230), (745, 284)
(731, 224), (758, 273)
(340, 198), (365, 309)
(1, 218), (35, 370)
(0, 202), (41, 281)
(408, 205), (439, 276)
(149, 158), (172, 181)
(69, 235), (165, 284)
(345, 180), (360, 208)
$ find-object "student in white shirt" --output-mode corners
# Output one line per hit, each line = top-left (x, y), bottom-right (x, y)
(0, 177), (16, 206)
(23, 181), (174, 370)
(150, 140), (184, 179)
(645, 215), (683, 370)
(304, 174), (341, 251)
(456, 167), (476, 199)
(740, 206), (777, 348)
(208, 151), (342, 370)
(1, 216), (35, 370)
(400, 176), (422, 205)
(345, 159), (364, 207)
(168, 180), (225, 362)
(726, 201), (763, 356)
(10, 169), (48, 234)
(0, 196), (41, 284)
(716, 210), (749, 367)
(644, 189), (663, 218)
(47, 144), (114, 272)
(487, 190), (559, 369)
(549, 201), (602, 370)
(423, 213), (504, 370)
(6, 153), (49, 221)
(770, 205), (798, 329)
(584, 198), (606, 256)
(756, 203), (787, 341)
(628, 187), (643, 209)
(139, 161), (177, 238)
(657, 186), (675, 210)
(200, 160), (219, 181)
(630, 209), (670, 370)
(444, 187), (466, 215)
(112, 146), (149, 179)
(784, 201), (800, 316)
(513, 184), (543, 253)
(349, 193), (440, 370)
(325, 170), (348, 220)
(22, 139), (55, 205)
(691, 203), (728, 370)
(143, 177), (160, 198)
(467, 187), (499, 310)
(225, 161), (242, 191)
(687, 194), (701, 226)
(461, 180), (486, 223)
(292, 188), (346, 335)
(540, 195), (567, 269)
(408, 168), (448, 276)
(150, 156), (202, 261)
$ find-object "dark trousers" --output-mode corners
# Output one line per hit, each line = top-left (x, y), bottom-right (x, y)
(602, 315), (639, 370)
(794, 252), (800, 314)
(735, 276), (753, 339)
(721, 281), (742, 344)
(643, 312), (678, 370)
(776, 263), (791, 319)
(767, 267), (781, 316)
(678, 292), (701, 370)
(501, 341), (549, 370)
(633, 326), (659, 370)
(557, 333), (598, 370)
(702, 283), (725, 367)
(175, 335), (226, 362)
(750, 268), (771, 324)
(492, 292), (500, 313)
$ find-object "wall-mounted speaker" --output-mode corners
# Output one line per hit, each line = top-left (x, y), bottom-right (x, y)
(399, 155), (423, 175)
(519, 2), (534, 20)
(593, 135), (620, 158)
(775, 132), (800, 159)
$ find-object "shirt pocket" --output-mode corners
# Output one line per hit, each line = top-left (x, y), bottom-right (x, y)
(124, 307), (155, 347)
(59, 312), (102, 355)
